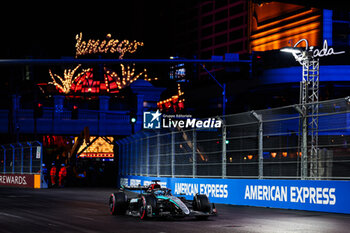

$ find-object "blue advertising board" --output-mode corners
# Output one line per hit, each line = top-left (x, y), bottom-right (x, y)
(119, 175), (350, 214)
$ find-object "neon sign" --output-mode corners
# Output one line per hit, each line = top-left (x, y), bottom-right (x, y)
(75, 32), (144, 58)
(288, 39), (345, 64)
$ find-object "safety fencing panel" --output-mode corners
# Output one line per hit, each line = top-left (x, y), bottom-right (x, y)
(0, 141), (43, 188)
(117, 97), (350, 180)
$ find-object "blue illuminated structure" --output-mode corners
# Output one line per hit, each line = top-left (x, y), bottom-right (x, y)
(261, 65), (350, 84)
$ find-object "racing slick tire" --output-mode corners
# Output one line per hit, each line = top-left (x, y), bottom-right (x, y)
(109, 192), (128, 215)
(193, 194), (211, 220)
(139, 195), (157, 220)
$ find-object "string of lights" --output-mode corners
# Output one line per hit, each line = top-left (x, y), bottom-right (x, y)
(157, 83), (185, 112)
(48, 64), (86, 94)
(48, 33), (158, 95)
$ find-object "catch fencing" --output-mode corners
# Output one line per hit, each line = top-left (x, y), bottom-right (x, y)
(0, 141), (42, 174)
(117, 97), (350, 180)
(0, 141), (43, 188)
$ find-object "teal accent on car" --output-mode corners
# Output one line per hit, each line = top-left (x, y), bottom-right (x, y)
(157, 196), (180, 208)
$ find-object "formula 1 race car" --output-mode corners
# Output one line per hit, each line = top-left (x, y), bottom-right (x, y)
(109, 180), (217, 220)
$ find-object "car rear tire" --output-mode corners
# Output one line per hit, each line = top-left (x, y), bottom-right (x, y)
(109, 192), (128, 215)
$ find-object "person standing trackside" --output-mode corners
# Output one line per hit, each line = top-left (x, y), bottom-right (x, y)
(50, 162), (57, 187)
(59, 164), (67, 187)
(42, 164), (49, 186)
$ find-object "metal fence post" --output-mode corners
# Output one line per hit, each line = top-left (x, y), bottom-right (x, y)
(171, 131), (175, 178)
(123, 140), (128, 176)
(127, 141), (130, 176)
(115, 141), (120, 176)
(192, 130), (197, 178)
(128, 139), (133, 175)
(121, 141), (125, 176)
(140, 138), (143, 176)
(146, 136), (150, 177)
(295, 105), (308, 180)
(10, 144), (15, 173)
(1, 145), (6, 173)
(157, 132), (160, 177)
(134, 137), (138, 176)
(123, 140), (127, 176)
(222, 125), (227, 178)
(119, 141), (124, 176)
(301, 116), (308, 179)
(251, 111), (263, 179)
(18, 143), (23, 174)
(27, 142), (33, 173)
(37, 141), (43, 182)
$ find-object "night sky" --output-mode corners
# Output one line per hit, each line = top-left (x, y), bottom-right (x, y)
(0, 1), (176, 59)
(1, 1), (349, 60)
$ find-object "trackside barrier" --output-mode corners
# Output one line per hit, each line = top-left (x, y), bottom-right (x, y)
(119, 175), (350, 214)
(0, 141), (45, 189)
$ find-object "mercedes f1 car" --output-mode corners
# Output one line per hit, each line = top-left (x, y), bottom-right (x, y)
(109, 180), (217, 220)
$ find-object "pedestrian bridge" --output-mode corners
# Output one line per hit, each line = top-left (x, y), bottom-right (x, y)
(0, 108), (133, 136)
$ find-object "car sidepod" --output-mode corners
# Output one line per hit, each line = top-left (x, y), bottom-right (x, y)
(158, 196), (190, 216)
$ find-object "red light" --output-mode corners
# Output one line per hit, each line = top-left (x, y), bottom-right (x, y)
(73, 105), (78, 110)
(37, 103), (43, 108)
(256, 55), (262, 59)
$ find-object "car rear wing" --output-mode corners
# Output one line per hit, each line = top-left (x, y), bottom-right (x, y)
(120, 185), (148, 191)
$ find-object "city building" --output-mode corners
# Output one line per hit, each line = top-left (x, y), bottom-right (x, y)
(171, 0), (350, 112)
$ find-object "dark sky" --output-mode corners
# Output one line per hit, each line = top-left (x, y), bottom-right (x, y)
(0, 1), (176, 59)
(2, 1), (347, 60)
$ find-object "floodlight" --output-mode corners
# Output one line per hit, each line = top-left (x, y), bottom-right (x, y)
(280, 47), (302, 54)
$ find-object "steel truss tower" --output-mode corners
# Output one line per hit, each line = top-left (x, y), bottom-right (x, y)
(300, 58), (319, 179)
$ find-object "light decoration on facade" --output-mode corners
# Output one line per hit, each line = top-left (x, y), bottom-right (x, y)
(48, 33), (157, 95)
(48, 64), (88, 94)
(157, 83), (185, 112)
(75, 32), (144, 58)
(68, 65), (149, 94)
(76, 136), (114, 158)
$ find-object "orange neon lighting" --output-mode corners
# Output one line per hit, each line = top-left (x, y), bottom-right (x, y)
(79, 152), (114, 158)
(254, 9), (318, 32)
(251, 3), (322, 52)
(251, 22), (320, 51)
(251, 15), (321, 40)
(76, 136), (114, 158)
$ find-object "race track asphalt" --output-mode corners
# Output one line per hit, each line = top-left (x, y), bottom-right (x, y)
(0, 187), (349, 233)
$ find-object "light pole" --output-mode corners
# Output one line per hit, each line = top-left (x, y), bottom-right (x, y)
(281, 39), (345, 179)
(169, 56), (228, 117)
(281, 39), (320, 179)
(200, 64), (227, 117)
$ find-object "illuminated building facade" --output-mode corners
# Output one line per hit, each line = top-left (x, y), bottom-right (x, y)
(172, 0), (350, 112)
(174, 1), (335, 58)
(250, 2), (322, 51)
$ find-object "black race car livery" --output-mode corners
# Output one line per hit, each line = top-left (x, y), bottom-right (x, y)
(109, 180), (217, 220)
